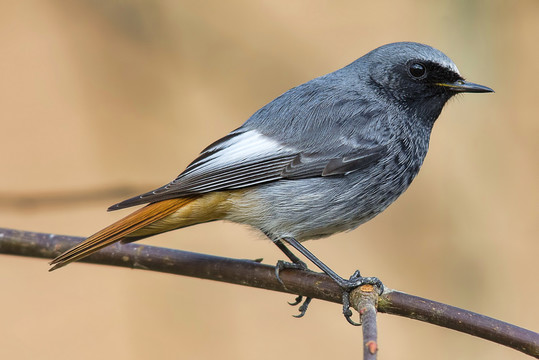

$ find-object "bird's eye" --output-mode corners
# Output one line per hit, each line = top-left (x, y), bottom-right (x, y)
(408, 62), (427, 79)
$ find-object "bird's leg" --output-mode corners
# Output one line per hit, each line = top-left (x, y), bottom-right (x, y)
(281, 237), (381, 288)
(272, 239), (312, 317)
(274, 239), (309, 283)
(281, 237), (383, 325)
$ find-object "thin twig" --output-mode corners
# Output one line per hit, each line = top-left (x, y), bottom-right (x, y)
(0, 227), (538, 358)
(350, 285), (380, 360)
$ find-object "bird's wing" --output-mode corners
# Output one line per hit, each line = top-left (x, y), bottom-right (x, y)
(109, 129), (387, 210)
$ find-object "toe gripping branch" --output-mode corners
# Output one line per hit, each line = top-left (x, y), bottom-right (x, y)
(273, 238), (384, 324)
(275, 259), (313, 318)
(341, 271), (384, 326)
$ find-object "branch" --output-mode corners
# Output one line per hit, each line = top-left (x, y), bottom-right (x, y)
(1, 227), (538, 358)
(350, 285), (380, 359)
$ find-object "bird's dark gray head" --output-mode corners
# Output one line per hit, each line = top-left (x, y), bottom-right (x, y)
(354, 42), (493, 123)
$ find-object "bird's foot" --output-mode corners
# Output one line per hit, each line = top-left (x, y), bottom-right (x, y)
(274, 259), (309, 286)
(274, 260), (314, 318)
(339, 270), (384, 326)
(289, 296), (313, 318)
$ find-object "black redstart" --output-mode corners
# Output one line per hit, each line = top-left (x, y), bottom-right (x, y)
(50, 42), (493, 320)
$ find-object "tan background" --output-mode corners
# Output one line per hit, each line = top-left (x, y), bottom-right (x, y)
(1, 1), (537, 359)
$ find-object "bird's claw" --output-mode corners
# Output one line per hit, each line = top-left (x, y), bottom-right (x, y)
(342, 291), (361, 326)
(287, 294), (313, 318)
(345, 270), (382, 289)
(288, 295), (303, 306)
(275, 260), (383, 324)
(340, 270), (384, 325)
(292, 297), (312, 318)
(274, 260), (314, 318)
(274, 259), (309, 287)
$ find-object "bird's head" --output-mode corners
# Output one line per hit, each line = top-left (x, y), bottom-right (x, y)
(360, 42), (493, 121)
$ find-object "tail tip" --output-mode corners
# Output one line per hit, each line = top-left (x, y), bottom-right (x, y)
(48, 258), (67, 272)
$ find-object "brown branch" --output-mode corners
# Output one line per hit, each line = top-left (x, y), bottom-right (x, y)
(379, 291), (539, 357)
(1, 227), (538, 358)
(350, 285), (380, 359)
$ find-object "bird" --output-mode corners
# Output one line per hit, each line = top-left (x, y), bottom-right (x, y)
(50, 42), (493, 319)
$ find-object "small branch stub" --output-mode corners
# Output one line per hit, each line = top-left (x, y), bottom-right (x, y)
(350, 284), (380, 360)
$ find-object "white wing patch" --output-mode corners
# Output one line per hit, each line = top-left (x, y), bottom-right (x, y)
(181, 130), (290, 177)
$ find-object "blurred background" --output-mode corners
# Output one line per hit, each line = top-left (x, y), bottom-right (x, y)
(0, 1), (537, 359)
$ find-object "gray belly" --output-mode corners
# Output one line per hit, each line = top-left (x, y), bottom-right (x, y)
(225, 154), (421, 241)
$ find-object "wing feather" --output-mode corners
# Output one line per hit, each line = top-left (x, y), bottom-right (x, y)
(109, 129), (387, 210)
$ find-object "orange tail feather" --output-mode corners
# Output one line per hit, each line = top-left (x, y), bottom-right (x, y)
(49, 197), (199, 271)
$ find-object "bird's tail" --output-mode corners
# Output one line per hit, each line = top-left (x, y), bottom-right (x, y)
(49, 196), (204, 271)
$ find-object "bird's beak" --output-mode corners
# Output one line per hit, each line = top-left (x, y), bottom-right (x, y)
(437, 79), (494, 93)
